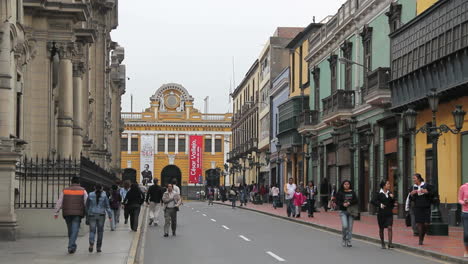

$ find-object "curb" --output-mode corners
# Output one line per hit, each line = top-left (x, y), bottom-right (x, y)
(215, 202), (464, 264)
(126, 206), (148, 264)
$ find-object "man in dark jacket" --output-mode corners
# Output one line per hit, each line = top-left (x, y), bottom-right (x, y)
(146, 178), (163, 226)
(54, 176), (88, 254)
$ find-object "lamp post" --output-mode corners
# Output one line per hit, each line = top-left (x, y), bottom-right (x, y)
(403, 88), (466, 236)
(275, 142), (282, 189)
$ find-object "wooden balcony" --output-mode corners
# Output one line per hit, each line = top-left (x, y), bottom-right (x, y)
(322, 90), (354, 124)
(362, 67), (390, 106)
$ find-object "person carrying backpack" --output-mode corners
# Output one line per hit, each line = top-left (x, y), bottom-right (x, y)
(109, 185), (122, 231)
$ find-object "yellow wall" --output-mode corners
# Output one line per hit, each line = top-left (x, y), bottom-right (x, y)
(289, 38), (310, 97)
(417, 0), (439, 15)
(414, 96), (468, 203)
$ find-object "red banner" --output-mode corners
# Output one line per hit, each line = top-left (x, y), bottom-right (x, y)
(189, 135), (203, 184)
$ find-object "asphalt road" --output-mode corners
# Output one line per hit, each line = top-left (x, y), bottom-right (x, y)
(144, 202), (445, 264)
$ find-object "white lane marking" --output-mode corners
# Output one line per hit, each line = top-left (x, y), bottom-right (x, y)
(210, 218), (216, 222)
(202, 214), (207, 216)
(239, 235), (251, 242)
(266, 251), (285, 262)
(222, 225), (230, 230)
(196, 210), (200, 213)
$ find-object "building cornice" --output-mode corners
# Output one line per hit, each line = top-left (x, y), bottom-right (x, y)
(124, 122), (231, 128)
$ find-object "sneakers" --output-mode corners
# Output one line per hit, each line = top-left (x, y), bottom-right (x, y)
(388, 244), (394, 249)
(346, 241), (352, 247)
(88, 244), (93, 253)
(68, 248), (76, 254)
(97, 248), (101, 253)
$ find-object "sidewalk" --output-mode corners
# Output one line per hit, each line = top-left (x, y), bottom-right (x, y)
(0, 209), (146, 264)
(215, 201), (466, 263)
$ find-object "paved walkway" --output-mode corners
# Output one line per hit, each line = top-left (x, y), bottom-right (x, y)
(0, 210), (141, 264)
(215, 201), (465, 262)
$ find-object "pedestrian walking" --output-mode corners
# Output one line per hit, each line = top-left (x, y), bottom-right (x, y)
(219, 185), (227, 203)
(305, 181), (317, 217)
(320, 178), (331, 212)
(207, 186), (214, 206)
(123, 183), (145, 232)
(239, 184), (248, 206)
(271, 184), (280, 209)
(120, 180), (131, 224)
(371, 180), (396, 249)
(284, 178), (296, 217)
(336, 180), (358, 247)
(172, 179), (181, 195)
(86, 185), (112, 253)
(409, 173), (434, 245)
(293, 187), (306, 218)
(162, 183), (182, 237)
(229, 186), (238, 208)
(109, 185), (122, 231)
(146, 178), (163, 226)
(458, 182), (468, 258)
(54, 176), (88, 254)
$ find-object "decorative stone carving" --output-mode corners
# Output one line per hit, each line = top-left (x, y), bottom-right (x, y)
(72, 61), (86, 78)
(54, 41), (77, 60)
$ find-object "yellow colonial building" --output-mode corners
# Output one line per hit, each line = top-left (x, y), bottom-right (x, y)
(121, 84), (232, 197)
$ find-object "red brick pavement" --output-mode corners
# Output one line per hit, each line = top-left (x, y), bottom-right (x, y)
(216, 201), (465, 260)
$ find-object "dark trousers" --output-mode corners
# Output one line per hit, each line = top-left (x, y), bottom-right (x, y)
(164, 208), (177, 234)
(321, 195), (329, 211)
(124, 205), (130, 222)
(128, 205), (141, 231)
(307, 199), (315, 216)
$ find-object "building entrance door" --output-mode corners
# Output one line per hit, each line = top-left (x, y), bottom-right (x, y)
(161, 165), (182, 190)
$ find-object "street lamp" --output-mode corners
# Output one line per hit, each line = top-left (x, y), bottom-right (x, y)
(403, 88), (466, 236)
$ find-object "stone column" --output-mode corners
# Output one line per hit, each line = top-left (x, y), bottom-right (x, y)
(211, 134), (215, 155)
(72, 61), (85, 159)
(175, 135), (179, 154)
(185, 134), (189, 154)
(0, 22), (14, 138)
(127, 133), (131, 154)
(0, 138), (23, 240)
(164, 134), (168, 154)
(154, 134), (158, 154)
(56, 42), (75, 158)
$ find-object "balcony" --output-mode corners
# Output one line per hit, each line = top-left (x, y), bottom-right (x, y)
(362, 67), (390, 106)
(297, 110), (320, 134)
(322, 90), (354, 124)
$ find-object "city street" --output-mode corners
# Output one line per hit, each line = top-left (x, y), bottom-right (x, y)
(144, 202), (443, 264)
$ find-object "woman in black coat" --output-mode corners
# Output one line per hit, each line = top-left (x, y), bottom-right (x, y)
(409, 173), (434, 245)
(371, 180), (396, 249)
(123, 183), (145, 231)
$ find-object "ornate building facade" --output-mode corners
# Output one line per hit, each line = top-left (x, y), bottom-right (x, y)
(0, 0), (125, 240)
(121, 84), (232, 197)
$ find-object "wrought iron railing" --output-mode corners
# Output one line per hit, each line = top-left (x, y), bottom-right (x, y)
(322, 90), (355, 117)
(15, 155), (118, 209)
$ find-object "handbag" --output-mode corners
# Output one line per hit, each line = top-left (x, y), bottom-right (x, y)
(346, 204), (359, 218)
(405, 212), (411, 227)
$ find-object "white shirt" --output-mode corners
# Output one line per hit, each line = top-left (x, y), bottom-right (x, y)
(285, 183), (296, 200)
(173, 185), (180, 195)
(271, 187), (280, 196)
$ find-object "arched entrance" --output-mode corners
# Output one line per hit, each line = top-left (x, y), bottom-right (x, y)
(122, 168), (137, 183)
(161, 165), (182, 189)
(205, 169), (220, 187)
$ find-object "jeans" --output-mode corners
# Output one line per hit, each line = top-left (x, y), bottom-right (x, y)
(231, 197), (236, 208)
(110, 209), (119, 231)
(64, 215), (81, 250)
(128, 205), (141, 231)
(272, 196), (279, 208)
(286, 199), (294, 217)
(340, 211), (354, 242)
(164, 208), (177, 234)
(307, 199), (315, 216)
(148, 202), (162, 224)
(88, 214), (105, 248)
(462, 212), (468, 246)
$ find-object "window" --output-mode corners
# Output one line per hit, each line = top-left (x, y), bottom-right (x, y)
(360, 25), (373, 86)
(168, 138), (175, 152)
(121, 138), (128, 151)
(178, 138), (186, 152)
(328, 54), (338, 93)
(425, 149), (433, 184)
(158, 138), (165, 153)
(291, 54), (295, 93)
(215, 139), (222, 152)
(386, 3), (402, 33)
(341, 41), (353, 91)
(312, 67), (320, 111)
(205, 138), (212, 152)
(131, 138), (139, 152)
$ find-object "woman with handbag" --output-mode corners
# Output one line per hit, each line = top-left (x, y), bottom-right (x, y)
(409, 173), (434, 245)
(371, 180), (396, 249)
(335, 180), (358, 247)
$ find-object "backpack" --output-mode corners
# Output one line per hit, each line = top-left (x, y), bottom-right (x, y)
(110, 190), (121, 209)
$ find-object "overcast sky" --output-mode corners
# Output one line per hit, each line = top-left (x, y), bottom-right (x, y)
(112, 0), (344, 114)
